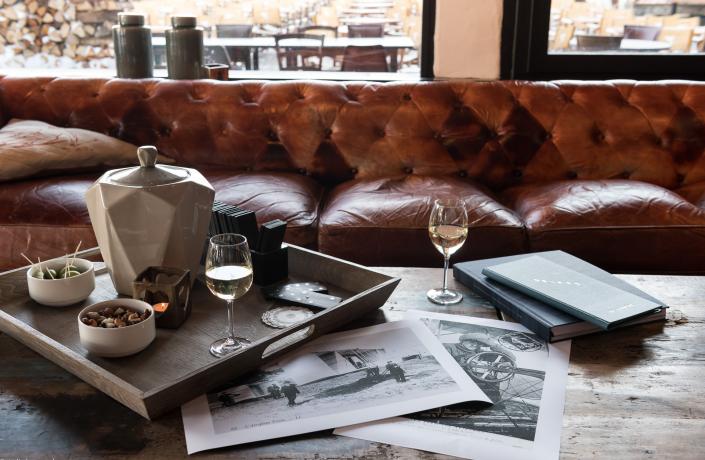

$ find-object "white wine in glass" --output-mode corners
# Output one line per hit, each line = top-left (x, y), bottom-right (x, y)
(205, 233), (253, 357)
(427, 199), (469, 305)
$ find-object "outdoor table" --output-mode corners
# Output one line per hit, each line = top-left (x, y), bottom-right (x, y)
(152, 36), (415, 72)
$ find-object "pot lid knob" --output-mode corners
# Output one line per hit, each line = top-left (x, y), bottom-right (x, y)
(104, 145), (189, 186)
(137, 145), (158, 168)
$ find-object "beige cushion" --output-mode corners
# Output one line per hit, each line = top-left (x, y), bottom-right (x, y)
(0, 119), (171, 182)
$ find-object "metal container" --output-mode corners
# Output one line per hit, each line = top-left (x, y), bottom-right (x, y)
(165, 16), (204, 80)
(85, 146), (215, 295)
(112, 12), (153, 78)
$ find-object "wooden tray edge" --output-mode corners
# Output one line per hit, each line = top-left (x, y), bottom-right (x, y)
(0, 309), (149, 418)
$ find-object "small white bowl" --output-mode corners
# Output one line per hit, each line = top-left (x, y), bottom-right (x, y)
(77, 299), (156, 358)
(27, 257), (95, 307)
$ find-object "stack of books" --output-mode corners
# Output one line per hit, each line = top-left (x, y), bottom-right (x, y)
(453, 251), (667, 342)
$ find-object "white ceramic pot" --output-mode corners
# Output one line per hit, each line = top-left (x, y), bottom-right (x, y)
(77, 298), (156, 358)
(26, 257), (95, 307)
(85, 146), (214, 295)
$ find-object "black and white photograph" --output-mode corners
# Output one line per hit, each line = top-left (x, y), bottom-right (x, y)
(182, 320), (489, 454)
(335, 311), (571, 460)
(409, 317), (549, 441)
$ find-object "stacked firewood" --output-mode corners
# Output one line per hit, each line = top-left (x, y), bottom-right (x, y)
(0, 0), (131, 62)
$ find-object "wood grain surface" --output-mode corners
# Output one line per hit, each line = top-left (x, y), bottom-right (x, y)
(1, 268), (703, 459)
(0, 246), (399, 419)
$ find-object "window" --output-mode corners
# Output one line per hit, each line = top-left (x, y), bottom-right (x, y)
(503, 0), (705, 80)
(0, 0), (434, 80)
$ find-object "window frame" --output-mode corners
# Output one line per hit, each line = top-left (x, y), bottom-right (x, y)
(502, 0), (705, 80)
(0, 1), (436, 82)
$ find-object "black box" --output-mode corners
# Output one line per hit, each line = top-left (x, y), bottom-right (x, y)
(251, 246), (288, 286)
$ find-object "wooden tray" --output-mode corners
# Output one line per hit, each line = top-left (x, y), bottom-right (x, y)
(0, 245), (399, 419)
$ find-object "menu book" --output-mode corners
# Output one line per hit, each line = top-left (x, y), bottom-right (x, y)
(453, 252), (666, 342)
(481, 254), (664, 330)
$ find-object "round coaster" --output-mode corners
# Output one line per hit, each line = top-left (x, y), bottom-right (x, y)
(262, 306), (314, 329)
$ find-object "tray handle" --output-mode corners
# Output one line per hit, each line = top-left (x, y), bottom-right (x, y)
(261, 324), (316, 359)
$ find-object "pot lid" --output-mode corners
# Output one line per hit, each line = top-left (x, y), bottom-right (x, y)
(106, 146), (190, 186)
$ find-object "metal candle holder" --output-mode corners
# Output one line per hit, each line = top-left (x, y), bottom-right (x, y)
(133, 266), (191, 329)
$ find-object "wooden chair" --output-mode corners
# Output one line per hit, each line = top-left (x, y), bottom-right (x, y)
(253, 3), (282, 27)
(551, 24), (575, 50)
(315, 6), (339, 28)
(599, 8), (634, 35)
(341, 45), (389, 72)
(624, 25), (662, 41)
(663, 15), (700, 28)
(348, 23), (385, 38)
(215, 24), (253, 70)
(658, 27), (694, 52)
(298, 25), (338, 38)
(299, 25), (340, 69)
(274, 33), (324, 71)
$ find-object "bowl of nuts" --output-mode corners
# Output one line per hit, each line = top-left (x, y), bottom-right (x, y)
(26, 257), (95, 307)
(77, 299), (156, 358)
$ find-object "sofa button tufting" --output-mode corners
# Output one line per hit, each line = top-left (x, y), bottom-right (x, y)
(512, 169), (523, 178)
(566, 170), (578, 179)
(298, 168), (307, 175)
(324, 128), (332, 138)
(351, 167), (358, 174)
(403, 93), (412, 101)
(433, 132), (442, 141)
(621, 171), (631, 179)
(376, 128), (385, 137)
(404, 167), (413, 174)
(458, 170), (467, 178)
(544, 132), (552, 141)
(677, 173), (686, 183)
(268, 130), (278, 141)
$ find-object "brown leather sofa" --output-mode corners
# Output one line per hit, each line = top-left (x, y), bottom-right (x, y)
(2, 77), (705, 274)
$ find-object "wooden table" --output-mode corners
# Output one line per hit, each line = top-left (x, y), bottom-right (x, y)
(152, 36), (415, 72)
(1, 268), (704, 458)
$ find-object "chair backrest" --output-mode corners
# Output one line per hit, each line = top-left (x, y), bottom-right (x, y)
(216, 24), (253, 38)
(348, 23), (385, 38)
(663, 15), (700, 28)
(315, 6), (339, 27)
(624, 25), (662, 40)
(274, 33), (324, 71)
(341, 45), (388, 72)
(599, 8), (633, 31)
(576, 34), (623, 51)
(658, 26), (694, 52)
(298, 25), (338, 39)
(551, 24), (575, 50)
(254, 4), (282, 26)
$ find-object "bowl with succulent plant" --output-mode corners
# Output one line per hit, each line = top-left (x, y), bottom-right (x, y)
(25, 253), (96, 307)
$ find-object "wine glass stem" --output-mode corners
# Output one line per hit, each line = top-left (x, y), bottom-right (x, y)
(227, 299), (236, 341)
(442, 255), (450, 291)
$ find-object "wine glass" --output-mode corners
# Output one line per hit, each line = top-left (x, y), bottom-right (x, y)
(205, 233), (253, 357)
(427, 199), (469, 305)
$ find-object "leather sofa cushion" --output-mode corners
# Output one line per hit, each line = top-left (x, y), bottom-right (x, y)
(503, 180), (705, 273)
(318, 175), (526, 267)
(0, 171), (323, 271)
(676, 181), (705, 209)
(203, 170), (323, 249)
(0, 174), (99, 271)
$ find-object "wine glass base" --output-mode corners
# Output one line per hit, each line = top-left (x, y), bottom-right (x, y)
(426, 288), (463, 305)
(210, 336), (251, 358)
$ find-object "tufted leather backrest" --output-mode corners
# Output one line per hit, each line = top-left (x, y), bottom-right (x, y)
(2, 76), (705, 190)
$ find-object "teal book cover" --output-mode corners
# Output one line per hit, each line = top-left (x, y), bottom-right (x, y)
(481, 255), (664, 330)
